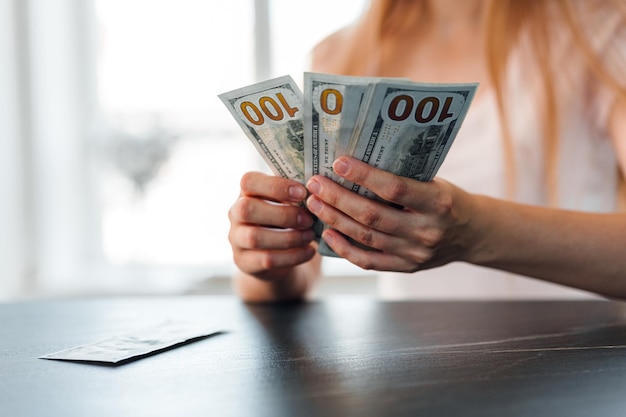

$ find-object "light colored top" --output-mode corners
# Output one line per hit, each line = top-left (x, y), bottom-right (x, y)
(378, 9), (623, 300)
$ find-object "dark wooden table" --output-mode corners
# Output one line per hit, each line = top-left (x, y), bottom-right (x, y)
(2, 296), (626, 417)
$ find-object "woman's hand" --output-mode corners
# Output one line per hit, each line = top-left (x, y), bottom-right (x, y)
(229, 172), (318, 280)
(228, 172), (321, 302)
(306, 156), (480, 272)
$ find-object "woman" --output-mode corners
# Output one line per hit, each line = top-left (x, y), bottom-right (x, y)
(228, 0), (626, 302)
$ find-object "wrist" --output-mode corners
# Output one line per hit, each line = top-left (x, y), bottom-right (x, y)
(234, 263), (319, 303)
(457, 193), (497, 266)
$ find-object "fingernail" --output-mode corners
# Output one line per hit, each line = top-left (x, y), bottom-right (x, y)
(307, 197), (322, 213)
(289, 185), (306, 200)
(334, 158), (350, 176)
(307, 178), (321, 195)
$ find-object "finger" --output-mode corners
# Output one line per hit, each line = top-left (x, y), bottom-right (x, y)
(307, 193), (396, 250)
(306, 175), (407, 234)
(309, 190), (447, 265)
(307, 178), (446, 259)
(230, 197), (314, 230)
(321, 229), (419, 273)
(240, 172), (308, 203)
(234, 246), (316, 277)
(229, 224), (316, 251)
(308, 190), (431, 256)
(333, 156), (443, 212)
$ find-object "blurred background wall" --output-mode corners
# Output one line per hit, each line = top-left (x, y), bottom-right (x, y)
(0, 0), (370, 301)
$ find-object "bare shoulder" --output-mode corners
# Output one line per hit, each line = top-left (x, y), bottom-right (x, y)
(310, 26), (355, 73)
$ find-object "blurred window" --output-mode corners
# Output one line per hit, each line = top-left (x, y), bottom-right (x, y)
(92, 0), (368, 288)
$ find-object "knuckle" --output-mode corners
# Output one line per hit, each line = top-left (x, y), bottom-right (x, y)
(359, 258), (376, 271)
(357, 228), (375, 246)
(227, 205), (237, 223)
(410, 249), (433, 266)
(277, 206), (298, 228)
(233, 197), (254, 221)
(259, 252), (275, 271)
(240, 172), (256, 192)
(420, 228), (444, 250)
(227, 227), (237, 246)
(434, 191), (453, 216)
(228, 201), (243, 222)
(382, 178), (409, 202)
(420, 249), (435, 264)
(322, 188), (340, 207)
(244, 227), (262, 249)
(346, 162), (368, 183)
(359, 207), (382, 228)
(322, 210), (339, 227)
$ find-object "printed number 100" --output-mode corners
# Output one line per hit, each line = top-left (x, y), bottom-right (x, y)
(240, 93), (299, 126)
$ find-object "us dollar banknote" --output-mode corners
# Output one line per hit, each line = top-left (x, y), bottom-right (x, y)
(304, 72), (374, 182)
(219, 75), (305, 182)
(220, 75), (324, 239)
(303, 73), (378, 239)
(318, 80), (478, 256)
(221, 75), (477, 258)
(345, 80), (478, 196)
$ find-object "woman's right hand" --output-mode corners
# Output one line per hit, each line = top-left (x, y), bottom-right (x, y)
(228, 172), (319, 289)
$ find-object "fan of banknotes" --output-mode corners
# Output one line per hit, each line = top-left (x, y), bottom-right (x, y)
(219, 73), (478, 257)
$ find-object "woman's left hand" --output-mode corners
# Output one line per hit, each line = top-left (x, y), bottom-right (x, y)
(305, 156), (481, 272)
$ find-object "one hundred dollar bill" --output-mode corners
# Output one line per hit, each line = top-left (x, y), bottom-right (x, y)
(220, 76), (325, 239)
(219, 75), (305, 182)
(303, 73), (377, 240)
(347, 80), (478, 194)
(318, 80), (478, 257)
(220, 74), (477, 258)
(303, 72), (374, 182)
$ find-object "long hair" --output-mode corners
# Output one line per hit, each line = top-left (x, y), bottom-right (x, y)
(336, 0), (626, 206)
